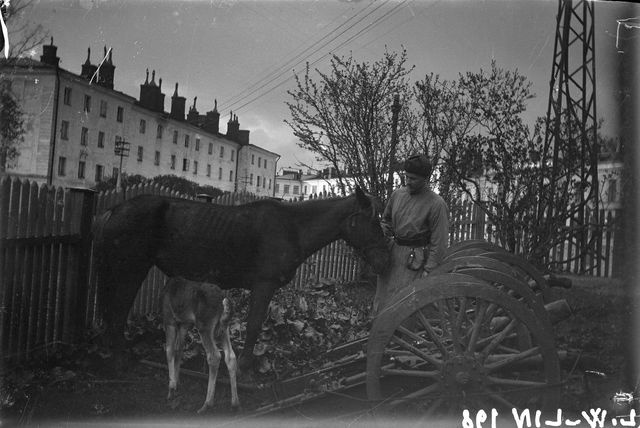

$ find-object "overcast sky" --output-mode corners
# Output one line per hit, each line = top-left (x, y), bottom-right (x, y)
(26, 0), (639, 169)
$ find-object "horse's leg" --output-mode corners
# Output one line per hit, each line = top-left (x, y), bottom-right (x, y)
(238, 282), (277, 374)
(198, 322), (221, 414)
(173, 325), (188, 389)
(98, 260), (152, 365)
(221, 326), (240, 409)
(165, 323), (178, 400)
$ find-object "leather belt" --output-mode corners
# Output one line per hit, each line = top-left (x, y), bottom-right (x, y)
(394, 236), (430, 247)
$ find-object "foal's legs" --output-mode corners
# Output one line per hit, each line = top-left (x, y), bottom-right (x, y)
(165, 324), (188, 399)
(197, 320), (222, 414)
(221, 326), (240, 409)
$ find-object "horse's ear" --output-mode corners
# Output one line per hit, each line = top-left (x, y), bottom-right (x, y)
(355, 186), (370, 208)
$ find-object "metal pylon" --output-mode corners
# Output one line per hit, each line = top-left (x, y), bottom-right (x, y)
(543, 0), (598, 272)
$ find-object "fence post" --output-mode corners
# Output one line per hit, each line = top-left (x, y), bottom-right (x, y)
(65, 187), (96, 341)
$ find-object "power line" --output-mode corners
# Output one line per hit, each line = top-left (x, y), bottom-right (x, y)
(220, 0), (393, 113)
(229, 0), (412, 114)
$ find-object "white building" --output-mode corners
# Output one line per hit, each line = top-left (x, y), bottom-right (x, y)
(0, 40), (279, 197)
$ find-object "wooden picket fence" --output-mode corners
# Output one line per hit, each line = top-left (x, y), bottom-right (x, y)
(447, 200), (622, 277)
(0, 177), (362, 364)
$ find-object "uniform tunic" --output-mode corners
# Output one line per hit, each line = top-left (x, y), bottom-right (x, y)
(374, 186), (449, 313)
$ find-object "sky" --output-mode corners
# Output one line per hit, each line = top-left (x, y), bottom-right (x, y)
(20, 0), (640, 169)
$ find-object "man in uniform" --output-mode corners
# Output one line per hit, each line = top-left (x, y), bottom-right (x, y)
(373, 154), (449, 313)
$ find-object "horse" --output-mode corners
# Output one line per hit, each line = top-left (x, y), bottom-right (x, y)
(161, 277), (239, 413)
(93, 187), (390, 374)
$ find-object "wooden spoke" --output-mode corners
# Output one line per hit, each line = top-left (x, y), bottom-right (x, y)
(467, 300), (488, 352)
(485, 346), (541, 372)
(485, 376), (549, 389)
(416, 309), (449, 358)
(381, 368), (440, 379)
(480, 318), (518, 359)
(388, 382), (441, 408)
(482, 388), (520, 410)
(391, 334), (443, 368)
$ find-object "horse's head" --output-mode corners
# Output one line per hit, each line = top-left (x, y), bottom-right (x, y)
(340, 187), (390, 275)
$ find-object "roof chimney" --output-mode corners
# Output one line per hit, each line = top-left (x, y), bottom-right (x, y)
(40, 38), (60, 67)
(202, 99), (220, 134)
(170, 82), (186, 121)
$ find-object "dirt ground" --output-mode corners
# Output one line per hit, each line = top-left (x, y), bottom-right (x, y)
(1, 274), (637, 427)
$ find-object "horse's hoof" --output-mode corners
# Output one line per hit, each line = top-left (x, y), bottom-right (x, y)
(197, 404), (210, 414)
(167, 388), (176, 400)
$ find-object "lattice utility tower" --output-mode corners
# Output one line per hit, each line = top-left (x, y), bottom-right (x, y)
(543, 0), (598, 271)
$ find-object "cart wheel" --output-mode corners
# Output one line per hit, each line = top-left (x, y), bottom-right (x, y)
(444, 240), (507, 258)
(366, 274), (560, 416)
(445, 251), (551, 302)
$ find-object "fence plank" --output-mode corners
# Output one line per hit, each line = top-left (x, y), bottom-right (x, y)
(16, 179), (32, 359)
(6, 178), (21, 357)
(0, 177), (12, 356)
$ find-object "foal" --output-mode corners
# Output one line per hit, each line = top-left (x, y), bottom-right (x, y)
(161, 277), (240, 413)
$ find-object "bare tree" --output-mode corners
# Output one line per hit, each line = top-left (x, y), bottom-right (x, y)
(285, 49), (415, 202)
(2, 0), (47, 59)
(0, 81), (25, 172)
(416, 61), (598, 269)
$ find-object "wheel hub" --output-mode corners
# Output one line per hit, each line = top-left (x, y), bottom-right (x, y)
(441, 354), (484, 390)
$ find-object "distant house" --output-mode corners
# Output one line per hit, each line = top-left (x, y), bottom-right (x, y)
(0, 40), (279, 197)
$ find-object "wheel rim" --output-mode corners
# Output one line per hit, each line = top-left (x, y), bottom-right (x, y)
(366, 274), (560, 416)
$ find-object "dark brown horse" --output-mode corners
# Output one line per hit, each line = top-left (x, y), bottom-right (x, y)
(93, 187), (390, 373)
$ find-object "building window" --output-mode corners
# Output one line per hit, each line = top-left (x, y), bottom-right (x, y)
(80, 127), (89, 146)
(230, 149), (235, 161)
(251, 154), (255, 165)
(229, 170), (233, 182)
(100, 100), (107, 118)
(312, 185), (317, 194)
(63, 87), (72, 105)
(218, 167), (223, 180)
(284, 185), (290, 194)
(154, 151), (160, 166)
(293, 185), (299, 195)
(257, 176), (261, 187)
(268, 179), (271, 190)
(608, 179), (618, 203)
(182, 158), (189, 172)
(173, 130), (178, 144)
(157, 124), (163, 139)
(207, 164), (211, 177)
(84, 94), (91, 113)
(139, 119), (146, 134)
(250, 173), (253, 185)
(258, 157), (262, 167)
(275, 184), (280, 193)
(195, 138), (200, 151)
(57, 156), (66, 176)
(61, 121), (69, 140)
(193, 161), (198, 175)
(137, 146), (143, 162)
(170, 155), (176, 170)
(303, 185), (308, 195)
(208, 143), (213, 155)
(263, 177), (266, 188)
(220, 146), (225, 158)
(116, 106), (124, 122)
(95, 164), (104, 182)
(264, 160), (268, 169)
(78, 161), (86, 179)
(184, 135), (190, 148)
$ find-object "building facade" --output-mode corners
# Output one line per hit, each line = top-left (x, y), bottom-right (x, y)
(0, 40), (279, 197)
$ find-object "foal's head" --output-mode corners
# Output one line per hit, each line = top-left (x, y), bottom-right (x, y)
(340, 187), (390, 274)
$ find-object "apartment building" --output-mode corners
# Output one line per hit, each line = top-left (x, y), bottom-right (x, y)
(0, 40), (279, 196)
